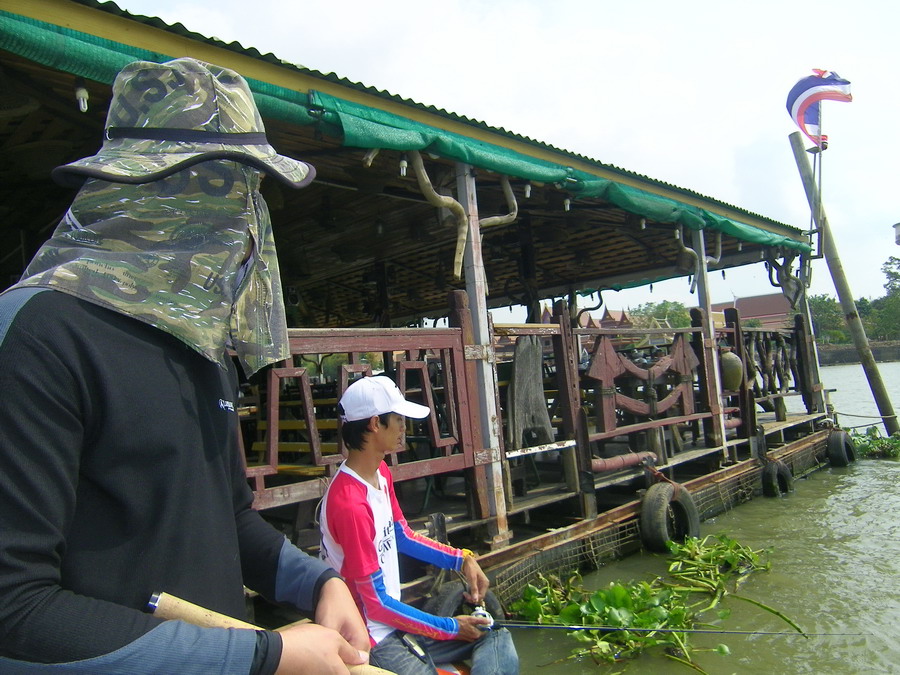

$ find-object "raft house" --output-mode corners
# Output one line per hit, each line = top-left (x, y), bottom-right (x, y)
(0, 0), (856, 619)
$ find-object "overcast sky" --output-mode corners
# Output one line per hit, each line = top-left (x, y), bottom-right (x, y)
(110, 0), (899, 316)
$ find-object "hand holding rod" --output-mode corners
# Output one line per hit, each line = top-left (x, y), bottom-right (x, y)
(148, 592), (394, 674)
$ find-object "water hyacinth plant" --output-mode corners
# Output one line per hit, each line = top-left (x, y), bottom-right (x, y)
(509, 534), (801, 673)
(849, 426), (900, 458)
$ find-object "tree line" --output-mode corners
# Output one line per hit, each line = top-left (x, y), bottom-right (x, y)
(808, 256), (900, 343)
(618, 257), (900, 344)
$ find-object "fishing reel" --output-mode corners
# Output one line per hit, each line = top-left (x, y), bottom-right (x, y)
(471, 605), (495, 631)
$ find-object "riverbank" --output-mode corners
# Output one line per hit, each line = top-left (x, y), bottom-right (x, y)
(815, 341), (900, 365)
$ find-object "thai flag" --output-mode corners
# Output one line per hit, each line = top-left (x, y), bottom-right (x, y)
(786, 70), (852, 148)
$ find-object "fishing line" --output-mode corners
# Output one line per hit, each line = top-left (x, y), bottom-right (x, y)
(491, 620), (866, 637)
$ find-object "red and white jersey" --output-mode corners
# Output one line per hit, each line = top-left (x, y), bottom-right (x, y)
(320, 461), (462, 644)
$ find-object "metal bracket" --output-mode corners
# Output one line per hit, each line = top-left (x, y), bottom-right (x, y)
(464, 344), (495, 363)
(474, 446), (502, 464)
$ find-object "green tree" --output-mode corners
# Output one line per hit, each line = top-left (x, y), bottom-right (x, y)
(806, 294), (847, 342)
(881, 256), (900, 295)
(629, 300), (691, 329)
(867, 295), (900, 341)
(866, 257), (900, 340)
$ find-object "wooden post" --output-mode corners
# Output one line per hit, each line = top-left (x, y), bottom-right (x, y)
(690, 307), (725, 451)
(789, 132), (898, 435)
(449, 290), (491, 524)
(455, 163), (511, 549)
(692, 229), (729, 456)
(724, 308), (757, 450)
(795, 277), (827, 413)
(552, 300), (597, 518)
(793, 312), (821, 414)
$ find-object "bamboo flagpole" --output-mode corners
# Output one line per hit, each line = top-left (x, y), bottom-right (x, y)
(788, 132), (898, 436)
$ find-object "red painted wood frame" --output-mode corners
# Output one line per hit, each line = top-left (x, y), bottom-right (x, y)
(248, 327), (478, 508)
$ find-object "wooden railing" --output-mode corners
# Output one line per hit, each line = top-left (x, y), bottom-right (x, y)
(717, 308), (822, 438)
(244, 331), (479, 509)
(578, 327), (710, 442)
(243, 294), (823, 517)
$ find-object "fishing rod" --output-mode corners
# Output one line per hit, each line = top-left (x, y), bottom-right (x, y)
(489, 620), (865, 637)
(470, 608), (864, 637)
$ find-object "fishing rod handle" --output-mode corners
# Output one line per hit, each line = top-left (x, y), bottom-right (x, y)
(148, 591), (394, 674)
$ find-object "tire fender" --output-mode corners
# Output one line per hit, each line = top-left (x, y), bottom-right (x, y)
(761, 459), (794, 497)
(827, 430), (857, 467)
(640, 481), (700, 553)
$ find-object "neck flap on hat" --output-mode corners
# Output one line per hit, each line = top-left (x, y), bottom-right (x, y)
(14, 161), (289, 376)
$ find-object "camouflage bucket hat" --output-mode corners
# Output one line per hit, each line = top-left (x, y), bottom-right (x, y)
(52, 57), (315, 189)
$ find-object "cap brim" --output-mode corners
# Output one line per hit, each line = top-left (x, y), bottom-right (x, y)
(52, 146), (315, 190)
(393, 399), (431, 419)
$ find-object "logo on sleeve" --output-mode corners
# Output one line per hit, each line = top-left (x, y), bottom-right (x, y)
(218, 398), (235, 412)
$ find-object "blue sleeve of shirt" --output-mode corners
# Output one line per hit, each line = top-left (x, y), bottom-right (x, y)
(0, 621), (256, 674)
(274, 538), (342, 614)
(394, 520), (464, 571)
(351, 569), (459, 641)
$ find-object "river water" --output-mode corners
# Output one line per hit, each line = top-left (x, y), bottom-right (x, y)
(511, 362), (900, 674)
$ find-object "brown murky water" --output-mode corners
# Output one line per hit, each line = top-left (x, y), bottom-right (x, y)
(512, 363), (900, 674)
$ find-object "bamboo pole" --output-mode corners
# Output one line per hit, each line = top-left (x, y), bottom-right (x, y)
(788, 132), (898, 435)
(148, 592), (393, 675)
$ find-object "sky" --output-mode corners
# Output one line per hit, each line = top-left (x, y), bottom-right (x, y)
(110, 0), (900, 318)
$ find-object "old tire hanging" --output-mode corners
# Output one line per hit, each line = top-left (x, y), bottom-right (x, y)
(761, 459), (793, 496)
(423, 580), (505, 620)
(827, 429), (857, 467)
(640, 481), (700, 553)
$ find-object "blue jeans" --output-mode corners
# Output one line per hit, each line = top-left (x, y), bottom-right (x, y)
(369, 628), (519, 675)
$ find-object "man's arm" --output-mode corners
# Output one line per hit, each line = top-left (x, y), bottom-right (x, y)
(347, 569), (459, 640)
(227, 400), (369, 665)
(386, 466), (490, 606)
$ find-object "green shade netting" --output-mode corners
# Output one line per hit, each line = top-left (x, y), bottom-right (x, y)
(0, 11), (319, 126)
(310, 91), (808, 253)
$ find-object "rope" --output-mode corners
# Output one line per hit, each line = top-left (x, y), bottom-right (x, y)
(844, 422), (887, 430)
(834, 412), (897, 420)
(644, 462), (675, 485)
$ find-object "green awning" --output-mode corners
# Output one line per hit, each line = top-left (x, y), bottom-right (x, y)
(308, 90), (809, 252)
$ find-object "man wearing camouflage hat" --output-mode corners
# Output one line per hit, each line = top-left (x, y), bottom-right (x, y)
(0, 58), (370, 674)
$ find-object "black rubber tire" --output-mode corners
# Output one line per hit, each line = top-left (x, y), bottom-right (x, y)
(640, 481), (700, 553)
(827, 430), (857, 467)
(761, 459), (794, 497)
(423, 580), (505, 620)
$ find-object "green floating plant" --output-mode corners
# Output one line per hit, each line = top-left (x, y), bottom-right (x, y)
(510, 534), (801, 673)
(850, 426), (900, 458)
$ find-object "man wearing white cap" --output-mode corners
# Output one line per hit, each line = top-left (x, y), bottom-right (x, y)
(319, 376), (519, 674)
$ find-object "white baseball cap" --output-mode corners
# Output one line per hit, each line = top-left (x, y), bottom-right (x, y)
(339, 376), (431, 422)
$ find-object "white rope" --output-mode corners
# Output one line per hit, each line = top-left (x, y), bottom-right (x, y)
(834, 411), (897, 419)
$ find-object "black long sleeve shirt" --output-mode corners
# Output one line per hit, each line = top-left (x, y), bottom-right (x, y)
(0, 288), (333, 672)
